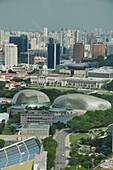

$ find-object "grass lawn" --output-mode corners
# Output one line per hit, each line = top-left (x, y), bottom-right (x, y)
(28, 85), (78, 92)
(70, 133), (89, 143)
(2, 125), (14, 135)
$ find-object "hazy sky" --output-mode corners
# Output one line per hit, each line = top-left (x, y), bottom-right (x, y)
(0, 0), (113, 32)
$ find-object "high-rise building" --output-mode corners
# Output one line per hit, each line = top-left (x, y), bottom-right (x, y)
(31, 38), (37, 49)
(95, 28), (103, 37)
(5, 43), (17, 69)
(47, 38), (60, 69)
(9, 35), (28, 63)
(92, 44), (106, 59)
(84, 44), (92, 58)
(107, 39), (113, 56)
(73, 43), (84, 61)
(43, 27), (48, 37)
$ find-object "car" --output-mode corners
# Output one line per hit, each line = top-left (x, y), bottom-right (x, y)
(65, 146), (70, 150)
(62, 153), (64, 157)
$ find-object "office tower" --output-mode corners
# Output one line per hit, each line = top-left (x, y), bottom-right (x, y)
(92, 44), (106, 59)
(87, 33), (97, 45)
(75, 29), (81, 43)
(20, 52), (34, 64)
(75, 28), (86, 44)
(0, 30), (5, 40)
(84, 44), (91, 58)
(95, 28), (103, 37)
(107, 39), (113, 55)
(47, 38), (60, 69)
(43, 27), (48, 37)
(73, 43), (84, 61)
(9, 35), (28, 64)
(31, 38), (37, 49)
(5, 43), (17, 68)
(60, 29), (64, 47)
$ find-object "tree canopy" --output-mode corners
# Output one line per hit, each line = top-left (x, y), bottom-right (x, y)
(43, 136), (57, 170)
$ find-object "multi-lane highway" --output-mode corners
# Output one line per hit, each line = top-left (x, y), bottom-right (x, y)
(55, 129), (70, 170)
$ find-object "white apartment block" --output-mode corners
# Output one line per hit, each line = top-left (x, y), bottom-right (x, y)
(5, 43), (18, 69)
(31, 38), (37, 49)
(107, 39), (113, 55)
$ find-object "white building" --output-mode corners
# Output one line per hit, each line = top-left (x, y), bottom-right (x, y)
(84, 44), (92, 58)
(34, 151), (47, 170)
(88, 67), (113, 80)
(5, 43), (18, 69)
(30, 74), (108, 89)
(43, 27), (48, 37)
(31, 38), (37, 49)
(107, 39), (113, 55)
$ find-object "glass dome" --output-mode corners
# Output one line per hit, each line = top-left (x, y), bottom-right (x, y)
(12, 89), (50, 107)
(52, 94), (111, 111)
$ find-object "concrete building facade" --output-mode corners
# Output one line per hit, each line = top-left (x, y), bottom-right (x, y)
(5, 43), (17, 69)
(92, 44), (106, 59)
(73, 43), (84, 61)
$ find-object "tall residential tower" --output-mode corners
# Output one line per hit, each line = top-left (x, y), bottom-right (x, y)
(5, 43), (17, 69)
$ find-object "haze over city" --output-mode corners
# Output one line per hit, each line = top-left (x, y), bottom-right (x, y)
(0, 0), (113, 31)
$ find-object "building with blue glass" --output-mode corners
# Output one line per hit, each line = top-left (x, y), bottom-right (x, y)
(47, 38), (60, 69)
(9, 35), (28, 64)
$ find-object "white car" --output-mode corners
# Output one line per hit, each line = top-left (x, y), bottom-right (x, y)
(62, 153), (64, 157)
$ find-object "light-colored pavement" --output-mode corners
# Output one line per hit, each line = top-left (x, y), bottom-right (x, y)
(65, 133), (71, 166)
(54, 129), (71, 170)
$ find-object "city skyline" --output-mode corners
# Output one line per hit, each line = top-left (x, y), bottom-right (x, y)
(0, 0), (113, 32)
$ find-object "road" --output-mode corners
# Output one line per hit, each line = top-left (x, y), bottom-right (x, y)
(55, 129), (70, 170)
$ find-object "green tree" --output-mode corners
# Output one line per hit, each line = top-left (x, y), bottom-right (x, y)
(0, 82), (5, 89)
(49, 125), (57, 136)
(43, 136), (57, 170)
(0, 120), (5, 134)
(11, 77), (23, 82)
(7, 113), (20, 125)
(0, 139), (5, 148)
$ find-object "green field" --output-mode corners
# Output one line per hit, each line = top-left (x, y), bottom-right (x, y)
(70, 133), (89, 143)
(2, 125), (14, 135)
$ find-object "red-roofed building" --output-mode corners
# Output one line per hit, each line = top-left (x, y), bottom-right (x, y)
(5, 81), (21, 90)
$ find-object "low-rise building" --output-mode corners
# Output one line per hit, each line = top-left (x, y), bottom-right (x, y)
(34, 151), (47, 170)
(88, 67), (113, 79)
(21, 111), (53, 126)
(60, 77), (108, 89)
(21, 123), (50, 139)
(30, 72), (109, 89)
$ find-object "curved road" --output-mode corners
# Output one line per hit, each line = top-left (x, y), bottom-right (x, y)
(55, 129), (70, 170)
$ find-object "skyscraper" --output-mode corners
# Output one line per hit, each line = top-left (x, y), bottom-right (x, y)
(43, 27), (48, 37)
(73, 43), (84, 61)
(92, 44), (106, 59)
(9, 35), (28, 64)
(47, 38), (60, 69)
(5, 43), (17, 69)
(107, 39), (113, 56)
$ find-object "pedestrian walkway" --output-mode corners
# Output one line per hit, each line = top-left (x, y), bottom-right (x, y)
(65, 133), (71, 166)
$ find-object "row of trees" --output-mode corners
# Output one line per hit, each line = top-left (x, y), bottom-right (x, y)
(40, 88), (82, 102)
(82, 55), (113, 67)
(42, 137), (57, 170)
(68, 107), (113, 132)
(0, 120), (5, 134)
